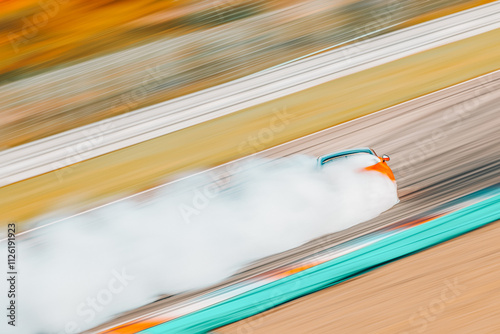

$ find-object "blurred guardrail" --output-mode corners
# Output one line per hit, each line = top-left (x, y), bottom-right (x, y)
(0, 0), (493, 148)
(1, 1), (499, 188)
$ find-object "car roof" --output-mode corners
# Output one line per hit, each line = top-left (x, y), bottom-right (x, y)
(317, 147), (376, 166)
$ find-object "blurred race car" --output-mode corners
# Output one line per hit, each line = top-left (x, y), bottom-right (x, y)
(316, 147), (399, 218)
(317, 147), (395, 183)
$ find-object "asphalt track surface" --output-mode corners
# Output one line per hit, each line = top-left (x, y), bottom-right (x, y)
(91, 70), (500, 333)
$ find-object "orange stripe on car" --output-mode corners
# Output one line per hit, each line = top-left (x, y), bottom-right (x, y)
(363, 161), (396, 181)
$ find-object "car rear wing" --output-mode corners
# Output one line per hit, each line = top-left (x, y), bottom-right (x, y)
(317, 147), (376, 167)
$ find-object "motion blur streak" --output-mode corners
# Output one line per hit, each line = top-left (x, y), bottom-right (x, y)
(0, 0), (490, 148)
(1, 158), (396, 333)
(4, 1), (500, 188)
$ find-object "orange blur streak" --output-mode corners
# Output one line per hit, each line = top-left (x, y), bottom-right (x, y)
(364, 161), (396, 181)
(276, 262), (323, 278)
(388, 214), (446, 230)
(99, 318), (168, 334)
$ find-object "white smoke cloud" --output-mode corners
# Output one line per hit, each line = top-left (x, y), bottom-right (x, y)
(1, 155), (398, 333)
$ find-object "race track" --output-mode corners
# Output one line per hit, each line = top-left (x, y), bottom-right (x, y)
(90, 69), (500, 333)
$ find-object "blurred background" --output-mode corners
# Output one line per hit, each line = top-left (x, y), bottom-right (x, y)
(0, 0), (493, 147)
(1, 0), (500, 333)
